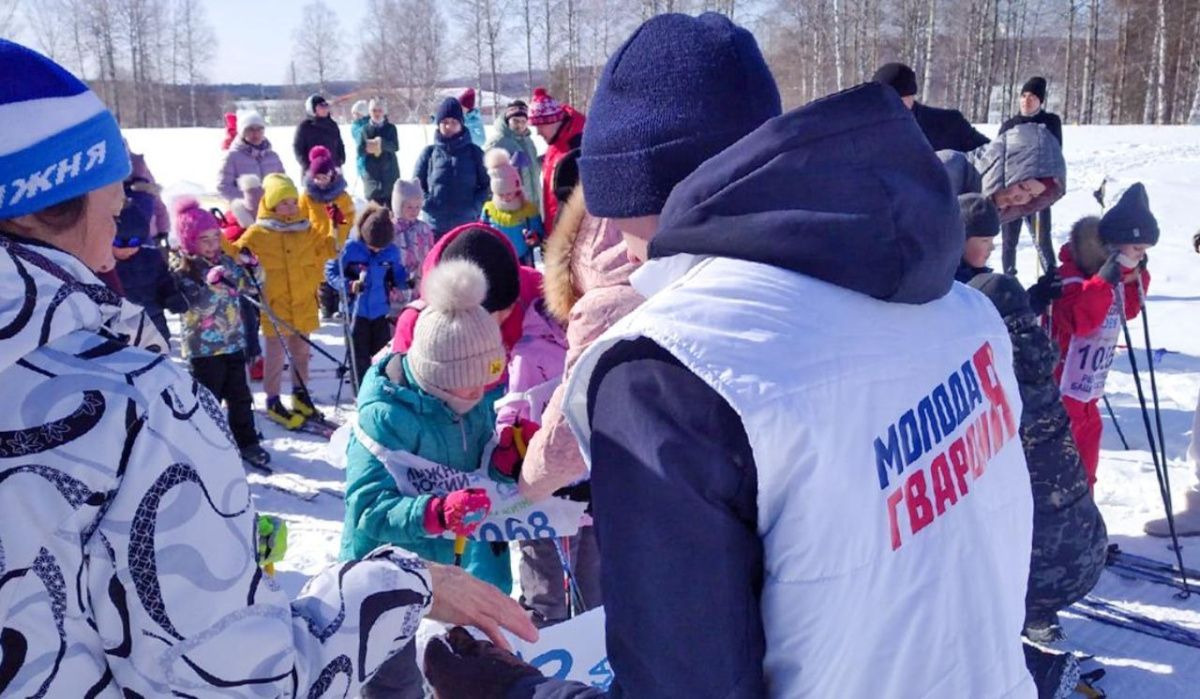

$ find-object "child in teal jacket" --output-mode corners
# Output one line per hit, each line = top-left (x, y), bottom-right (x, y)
(340, 259), (514, 591)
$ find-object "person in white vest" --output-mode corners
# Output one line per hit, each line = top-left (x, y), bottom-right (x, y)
(422, 14), (1036, 699)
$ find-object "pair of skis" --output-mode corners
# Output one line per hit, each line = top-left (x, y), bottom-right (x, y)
(1105, 544), (1200, 591)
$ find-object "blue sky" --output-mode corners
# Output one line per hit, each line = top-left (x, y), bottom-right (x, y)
(206, 0), (368, 84)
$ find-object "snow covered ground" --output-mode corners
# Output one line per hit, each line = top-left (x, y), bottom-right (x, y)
(137, 122), (1200, 696)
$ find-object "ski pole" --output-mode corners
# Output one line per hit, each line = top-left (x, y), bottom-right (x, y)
(454, 536), (467, 567)
(1120, 310), (1191, 598)
(1101, 395), (1130, 450)
(237, 273), (327, 417)
(1137, 275), (1173, 504)
(236, 293), (346, 367)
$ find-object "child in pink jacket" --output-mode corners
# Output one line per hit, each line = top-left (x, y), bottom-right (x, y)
(516, 187), (643, 627)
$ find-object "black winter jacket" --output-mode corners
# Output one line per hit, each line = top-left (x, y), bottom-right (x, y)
(912, 101), (991, 152)
(293, 116), (346, 171)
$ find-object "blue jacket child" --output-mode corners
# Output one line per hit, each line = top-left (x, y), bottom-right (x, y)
(113, 178), (185, 343)
(327, 205), (408, 386)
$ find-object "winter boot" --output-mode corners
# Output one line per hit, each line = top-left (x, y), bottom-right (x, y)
(1023, 642), (1081, 699)
(249, 356), (264, 382)
(240, 444), (272, 471)
(1144, 488), (1200, 537)
(265, 397), (305, 430)
(291, 387), (322, 420)
(1024, 612), (1066, 644)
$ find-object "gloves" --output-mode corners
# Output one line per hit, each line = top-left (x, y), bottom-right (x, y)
(491, 419), (540, 482)
(205, 265), (231, 289)
(327, 203), (346, 227)
(425, 488), (491, 537)
(237, 250), (259, 268)
(256, 514), (288, 574)
(1027, 271), (1062, 316)
(424, 626), (542, 699)
(1096, 251), (1124, 286)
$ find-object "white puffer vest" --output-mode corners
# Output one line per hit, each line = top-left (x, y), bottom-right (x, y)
(565, 256), (1036, 698)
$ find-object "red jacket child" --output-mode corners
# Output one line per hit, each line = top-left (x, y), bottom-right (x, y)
(1051, 183), (1157, 487)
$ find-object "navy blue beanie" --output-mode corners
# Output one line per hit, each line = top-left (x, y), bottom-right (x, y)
(1100, 182), (1159, 246)
(580, 13), (781, 219)
(435, 97), (464, 125)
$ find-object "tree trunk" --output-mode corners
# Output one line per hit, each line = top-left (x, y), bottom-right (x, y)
(1154, 0), (1168, 123)
(832, 0), (844, 91)
(524, 0), (534, 94)
(1065, 0), (1076, 122)
(920, 0), (936, 99)
(1082, 0), (1100, 123)
(1111, 5), (1129, 123)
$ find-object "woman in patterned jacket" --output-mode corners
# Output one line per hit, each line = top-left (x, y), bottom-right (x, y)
(0, 39), (534, 698)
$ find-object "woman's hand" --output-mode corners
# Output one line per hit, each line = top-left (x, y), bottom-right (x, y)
(428, 563), (538, 651)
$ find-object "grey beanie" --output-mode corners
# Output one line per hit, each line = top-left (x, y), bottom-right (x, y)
(408, 260), (506, 393)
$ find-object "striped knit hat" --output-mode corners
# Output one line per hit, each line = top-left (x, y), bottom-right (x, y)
(0, 40), (130, 220)
(529, 88), (565, 126)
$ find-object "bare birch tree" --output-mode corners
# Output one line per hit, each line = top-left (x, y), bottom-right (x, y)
(293, 0), (345, 92)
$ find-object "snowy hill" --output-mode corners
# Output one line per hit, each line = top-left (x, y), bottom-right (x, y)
(134, 123), (1200, 696)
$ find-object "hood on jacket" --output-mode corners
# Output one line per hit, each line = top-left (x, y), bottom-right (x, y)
(359, 354), (461, 423)
(1065, 215), (1107, 277)
(964, 123), (1066, 224)
(418, 223), (542, 350)
(0, 234), (165, 374)
(651, 82), (961, 305)
(967, 272), (1031, 319)
(544, 186), (637, 324)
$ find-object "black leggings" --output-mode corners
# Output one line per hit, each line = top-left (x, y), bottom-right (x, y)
(190, 351), (258, 449)
(1001, 207), (1055, 278)
(352, 316), (394, 388)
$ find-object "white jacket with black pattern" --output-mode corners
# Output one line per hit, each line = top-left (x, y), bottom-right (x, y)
(0, 231), (430, 697)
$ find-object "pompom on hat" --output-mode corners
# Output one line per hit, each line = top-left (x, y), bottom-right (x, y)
(308, 145), (336, 177)
(0, 40), (130, 220)
(408, 259), (506, 393)
(528, 87), (564, 126)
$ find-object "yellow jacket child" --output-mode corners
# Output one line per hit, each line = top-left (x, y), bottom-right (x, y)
(298, 145), (355, 248)
(235, 173), (335, 427)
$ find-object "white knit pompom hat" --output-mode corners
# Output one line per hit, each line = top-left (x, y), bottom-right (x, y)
(408, 260), (506, 392)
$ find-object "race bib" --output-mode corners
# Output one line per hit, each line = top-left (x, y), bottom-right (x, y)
(1060, 288), (1122, 402)
(470, 608), (611, 690)
(351, 421), (586, 542)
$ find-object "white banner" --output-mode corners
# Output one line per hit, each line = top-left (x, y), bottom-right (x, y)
(352, 421), (587, 542)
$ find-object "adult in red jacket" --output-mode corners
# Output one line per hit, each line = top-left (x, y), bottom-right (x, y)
(529, 87), (586, 233)
(1051, 183), (1156, 487)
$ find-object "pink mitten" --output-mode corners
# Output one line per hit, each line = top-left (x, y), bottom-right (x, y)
(424, 488), (491, 537)
(490, 419), (540, 481)
(205, 265), (229, 289)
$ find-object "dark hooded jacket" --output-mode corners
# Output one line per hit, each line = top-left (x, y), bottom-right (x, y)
(912, 101), (990, 152)
(514, 83), (973, 699)
(938, 122), (1067, 224)
(967, 273), (1107, 622)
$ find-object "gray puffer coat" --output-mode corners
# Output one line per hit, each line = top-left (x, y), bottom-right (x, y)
(938, 123), (1067, 224)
